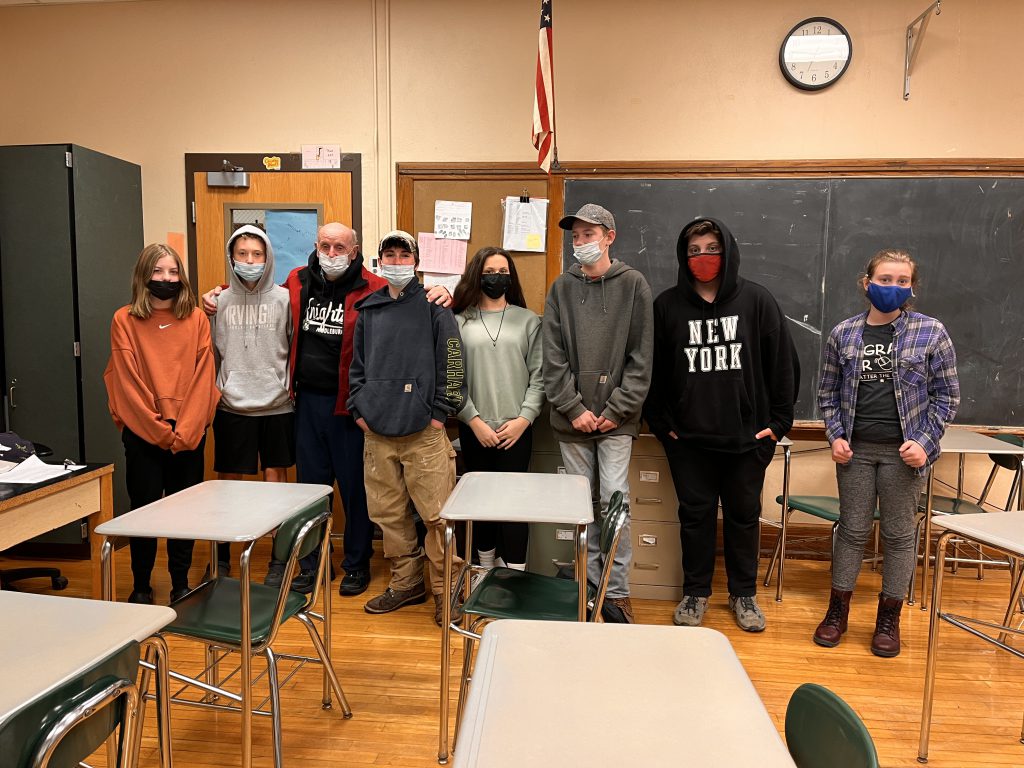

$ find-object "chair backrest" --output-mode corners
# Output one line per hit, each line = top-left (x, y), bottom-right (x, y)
(590, 490), (627, 620)
(989, 434), (1024, 471)
(0, 641), (140, 768)
(785, 683), (879, 768)
(265, 498), (332, 628)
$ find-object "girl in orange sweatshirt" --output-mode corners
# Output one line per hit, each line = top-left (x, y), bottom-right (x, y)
(103, 243), (220, 604)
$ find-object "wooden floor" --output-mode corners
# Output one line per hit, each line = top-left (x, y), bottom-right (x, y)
(5, 540), (1024, 768)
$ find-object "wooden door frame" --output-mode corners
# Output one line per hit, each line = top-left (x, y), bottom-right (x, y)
(184, 152), (362, 281)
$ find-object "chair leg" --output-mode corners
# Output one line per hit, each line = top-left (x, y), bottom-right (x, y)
(295, 613), (352, 717)
(131, 641), (155, 766)
(263, 648), (284, 768)
(762, 526), (783, 587)
(871, 519), (881, 571)
(452, 627), (479, 754)
(907, 514), (925, 605)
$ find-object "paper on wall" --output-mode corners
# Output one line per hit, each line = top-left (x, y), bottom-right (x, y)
(502, 197), (549, 252)
(434, 200), (472, 240)
(423, 272), (463, 293)
(418, 233), (468, 274)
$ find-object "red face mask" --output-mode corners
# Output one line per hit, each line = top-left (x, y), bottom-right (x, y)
(688, 254), (722, 283)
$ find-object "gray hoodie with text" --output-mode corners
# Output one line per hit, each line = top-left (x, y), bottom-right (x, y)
(211, 225), (292, 415)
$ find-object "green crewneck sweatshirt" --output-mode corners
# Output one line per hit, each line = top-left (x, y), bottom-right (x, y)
(456, 304), (544, 429)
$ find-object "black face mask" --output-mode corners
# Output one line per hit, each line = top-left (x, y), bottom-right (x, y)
(147, 279), (182, 301)
(480, 273), (511, 300)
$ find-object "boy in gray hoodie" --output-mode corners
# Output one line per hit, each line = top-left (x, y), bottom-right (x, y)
(542, 204), (653, 623)
(210, 225), (294, 574)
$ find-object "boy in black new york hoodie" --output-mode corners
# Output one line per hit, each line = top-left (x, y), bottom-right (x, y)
(644, 217), (798, 632)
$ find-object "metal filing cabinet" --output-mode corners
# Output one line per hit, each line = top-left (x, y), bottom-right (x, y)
(629, 435), (684, 600)
(525, 406), (579, 576)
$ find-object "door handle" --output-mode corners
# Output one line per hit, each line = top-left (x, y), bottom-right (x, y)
(9, 378), (16, 409)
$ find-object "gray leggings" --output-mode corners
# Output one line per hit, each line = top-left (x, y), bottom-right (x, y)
(833, 440), (923, 599)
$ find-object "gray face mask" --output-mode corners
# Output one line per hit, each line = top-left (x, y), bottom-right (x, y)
(572, 240), (603, 265)
(232, 261), (265, 282)
(380, 263), (416, 288)
(318, 251), (350, 278)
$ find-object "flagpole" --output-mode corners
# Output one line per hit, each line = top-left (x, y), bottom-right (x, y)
(549, 0), (560, 171)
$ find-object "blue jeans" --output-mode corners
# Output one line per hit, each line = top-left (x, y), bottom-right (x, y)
(295, 390), (373, 573)
(558, 435), (633, 599)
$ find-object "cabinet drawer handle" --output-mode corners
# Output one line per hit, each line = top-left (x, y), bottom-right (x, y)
(634, 563), (660, 570)
(635, 497), (662, 505)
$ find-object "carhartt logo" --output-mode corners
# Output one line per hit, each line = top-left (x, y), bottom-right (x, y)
(159, 323), (172, 329)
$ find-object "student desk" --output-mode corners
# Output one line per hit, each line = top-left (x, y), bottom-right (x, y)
(453, 620), (795, 767)
(918, 511), (1024, 762)
(438, 471), (593, 764)
(0, 590), (175, 767)
(95, 480), (333, 768)
(0, 463), (114, 599)
(919, 430), (1024, 609)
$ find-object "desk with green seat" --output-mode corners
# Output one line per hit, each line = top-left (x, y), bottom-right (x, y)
(785, 683), (879, 768)
(438, 471), (594, 764)
(0, 591), (174, 768)
(96, 480), (346, 768)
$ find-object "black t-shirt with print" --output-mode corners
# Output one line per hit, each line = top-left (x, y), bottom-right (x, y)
(853, 323), (903, 443)
(296, 267), (351, 393)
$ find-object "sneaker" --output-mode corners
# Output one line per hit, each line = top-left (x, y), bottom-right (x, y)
(364, 583), (428, 615)
(673, 595), (708, 627)
(169, 586), (191, 603)
(127, 589), (154, 605)
(264, 560), (286, 588)
(604, 596), (634, 624)
(339, 569), (371, 597)
(729, 594), (766, 632)
(433, 591), (465, 626)
(290, 569), (317, 594)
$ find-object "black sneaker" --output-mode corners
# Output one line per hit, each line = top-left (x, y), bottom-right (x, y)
(201, 561), (231, 581)
(339, 569), (371, 597)
(290, 569), (317, 594)
(364, 583), (427, 614)
(169, 586), (191, 603)
(127, 589), (154, 605)
(264, 560), (286, 588)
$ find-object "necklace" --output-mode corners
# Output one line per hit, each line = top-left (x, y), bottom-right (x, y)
(479, 304), (506, 347)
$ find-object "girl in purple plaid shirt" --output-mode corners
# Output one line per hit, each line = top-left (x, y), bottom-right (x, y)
(813, 249), (959, 658)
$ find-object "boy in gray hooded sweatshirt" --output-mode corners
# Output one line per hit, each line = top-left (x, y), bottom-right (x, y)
(210, 225), (294, 573)
(542, 204), (653, 623)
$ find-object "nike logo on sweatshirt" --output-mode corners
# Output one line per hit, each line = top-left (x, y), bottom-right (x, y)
(159, 323), (172, 329)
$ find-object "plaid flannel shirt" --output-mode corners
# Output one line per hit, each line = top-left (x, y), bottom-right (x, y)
(818, 310), (959, 473)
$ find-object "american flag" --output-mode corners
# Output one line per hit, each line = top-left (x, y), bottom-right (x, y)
(532, 0), (555, 173)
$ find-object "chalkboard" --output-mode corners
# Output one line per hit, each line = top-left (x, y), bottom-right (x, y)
(564, 177), (1024, 427)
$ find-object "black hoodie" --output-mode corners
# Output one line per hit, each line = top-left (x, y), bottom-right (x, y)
(644, 217), (798, 453)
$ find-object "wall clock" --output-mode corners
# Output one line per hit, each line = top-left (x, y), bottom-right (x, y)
(780, 17), (852, 91)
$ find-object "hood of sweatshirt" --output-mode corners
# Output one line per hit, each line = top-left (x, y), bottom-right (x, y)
(225, 225), (276, 294)
(564, 258), (636, 314)
(674, 217), (742, 307)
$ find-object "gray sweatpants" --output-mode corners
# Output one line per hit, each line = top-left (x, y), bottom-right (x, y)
(833, 440), (923, 599)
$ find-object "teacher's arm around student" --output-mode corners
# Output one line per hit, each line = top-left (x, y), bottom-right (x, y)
(813, 248), (959, 659)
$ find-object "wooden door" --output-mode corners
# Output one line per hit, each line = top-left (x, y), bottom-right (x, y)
(186, 155), (362, 529)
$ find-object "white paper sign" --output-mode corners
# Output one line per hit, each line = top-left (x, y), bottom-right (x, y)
(301, 144), (342, 169)
(423, 272), (463, 293)
(502, 196), (549, 252)
(418, 233), (468, 275)
(434, 200), (472, 240)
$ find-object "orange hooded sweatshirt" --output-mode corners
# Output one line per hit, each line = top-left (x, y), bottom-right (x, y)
(103, 305), (220, 453)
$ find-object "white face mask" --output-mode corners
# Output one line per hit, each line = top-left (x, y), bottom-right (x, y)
(380, 263), (416, 288)
(572, 240), (604, 265)
(318, 251), (350, 278)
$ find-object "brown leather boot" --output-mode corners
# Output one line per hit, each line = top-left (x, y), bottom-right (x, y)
(813, 588), (853, 647)
(871, 594), (903, 657)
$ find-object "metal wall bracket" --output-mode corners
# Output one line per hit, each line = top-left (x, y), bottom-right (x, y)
(904, 0), (941, 100)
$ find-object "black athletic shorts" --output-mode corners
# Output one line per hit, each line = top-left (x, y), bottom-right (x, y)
(213, 409), (295, 474)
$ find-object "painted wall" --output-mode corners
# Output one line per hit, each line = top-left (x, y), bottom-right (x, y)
(3, 0), (1022, 248)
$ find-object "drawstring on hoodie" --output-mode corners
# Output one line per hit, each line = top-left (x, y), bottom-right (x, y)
(580, 273), (609, 314)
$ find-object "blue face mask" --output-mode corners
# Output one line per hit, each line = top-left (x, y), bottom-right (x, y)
(233, 261), (265, 282)
(866, 282), (913, 313)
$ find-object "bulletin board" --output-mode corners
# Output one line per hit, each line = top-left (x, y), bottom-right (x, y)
(396, 165), (557, 314)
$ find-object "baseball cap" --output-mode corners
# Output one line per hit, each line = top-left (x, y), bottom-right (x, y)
(558, 203), (616, 231)
(378, 230), (418, 255)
